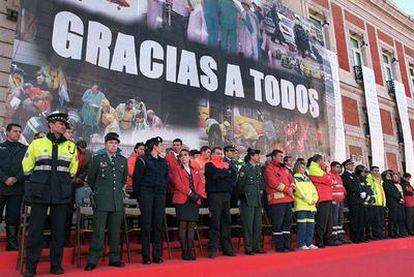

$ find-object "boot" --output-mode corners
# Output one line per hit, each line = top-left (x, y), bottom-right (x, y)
(5, 225), (19, 251)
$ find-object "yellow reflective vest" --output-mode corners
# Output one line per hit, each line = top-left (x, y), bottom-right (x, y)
(22, 135), (78, 204)
(293, 173), (319, 212)
(366, 173), (386, 207)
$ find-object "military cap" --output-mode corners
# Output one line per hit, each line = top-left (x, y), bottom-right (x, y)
(105, 132), (120, 143)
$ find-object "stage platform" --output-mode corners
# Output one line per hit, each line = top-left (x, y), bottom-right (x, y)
(0, 237), (413, 276)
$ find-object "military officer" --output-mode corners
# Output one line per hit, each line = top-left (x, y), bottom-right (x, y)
(237, 148), (265, 255)
(0, 123), (27, 251)
(85, 132), (127, 270)
(22, 112), (78, 276)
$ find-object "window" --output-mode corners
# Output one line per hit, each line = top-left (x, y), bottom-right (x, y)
(350, 36), (362, 67)
(382, 52), (393, 81)
(409, 64), (414, 91)
(308, 10), (326, 47)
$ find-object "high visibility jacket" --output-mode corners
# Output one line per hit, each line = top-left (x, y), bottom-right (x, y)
(308, 161), (333, 203)
(22, 134), (78, 204)
(329, 170), (346, 202)
(293, 173), (318, 212)
(366, 174), (386, 207)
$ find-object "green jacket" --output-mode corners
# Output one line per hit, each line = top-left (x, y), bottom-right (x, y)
(88, 152), (128, 212)
(237, 162), (264, 207)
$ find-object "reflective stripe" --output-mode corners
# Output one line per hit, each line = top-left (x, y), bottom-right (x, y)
(282, 231), (291, 234)
(57, 166), (70, 172)
(297, 219), (307, 223)
(59, 156), (71, 162)
(35, 155), (51, 162)
(273, 232), (283, 235)
(34, 165), (52, 171)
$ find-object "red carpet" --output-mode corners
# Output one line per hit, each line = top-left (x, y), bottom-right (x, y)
(0, 237), (413, 276)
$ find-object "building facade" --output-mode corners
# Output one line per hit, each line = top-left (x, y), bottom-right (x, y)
(1, 0), (414, 172)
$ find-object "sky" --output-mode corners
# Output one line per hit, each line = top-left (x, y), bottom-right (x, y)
(393, 0), (414, 16)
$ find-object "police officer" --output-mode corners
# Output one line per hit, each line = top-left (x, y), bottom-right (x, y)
(85, 132), (127, 270)
(0, 123), (27, 251)
(22, 112), (78, 276)
(132, 136), (168, 264)
(237, 148), (265, 255)
(223, 145), (238, 208)
(341, 159), (364, 243)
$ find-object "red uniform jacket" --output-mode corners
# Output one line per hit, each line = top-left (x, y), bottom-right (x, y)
(309, 171), (334, 203)
(126, 152), (138, 192)
(172, 165), (204, 205)
(165, 152), (180, 193)
(264, 162), (295, 205)
(404, 184), (414, 208)
(329, 170), (346, 202)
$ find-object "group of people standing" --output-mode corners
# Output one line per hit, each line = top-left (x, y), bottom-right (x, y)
(1, 112), (414, 276)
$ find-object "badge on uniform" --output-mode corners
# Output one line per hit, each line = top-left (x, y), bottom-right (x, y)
(100, 161), (108, 167)
(240, 171), (245, 177)
(44, 149), (48, 153)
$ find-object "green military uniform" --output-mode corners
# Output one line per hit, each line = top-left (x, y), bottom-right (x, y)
(237, 162), (264, 253)
(87, 150), (128, 265)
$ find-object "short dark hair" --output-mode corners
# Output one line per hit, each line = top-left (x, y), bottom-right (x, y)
(200, 146), (211, 153)
(371, 166), (379, 171)
(330, 161), (341, 168)
(6, 123), (21, 132)
(211, 147), (222, 154)
(173, 138), (183, 145)
(312, 154), (323, 162)
(134, 142), (145, 150)
(179, 148), (190, 156)
(283, 156), (292, 163)
(76, 139), (87, 149)
(403, 173), (412, 179)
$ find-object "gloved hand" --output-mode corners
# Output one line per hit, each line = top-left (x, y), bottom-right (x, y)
(189, 192), (201, 202)
(360, 192), (367, 199)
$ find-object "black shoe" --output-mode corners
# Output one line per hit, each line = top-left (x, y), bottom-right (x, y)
(181, 253), (192, 260)
(276, 248), (288, 253)
(253, 249), (266, 254)
(339, 238), (352, 244)
(84, 264), (96, 271)
(142, 258), (151, 265)
(23, 271), (35, 277)
(153, 257), (164, 264)
(316, 243), (325, 248)
(109, 261), (125, 267)
(326, 240), (342, 246)
(245, 251), (254, 255)
(208, 252), (216, 259)
(223, 251), (236, 256)
(285, 247), (295, 252)
(50, 268), (64, 275)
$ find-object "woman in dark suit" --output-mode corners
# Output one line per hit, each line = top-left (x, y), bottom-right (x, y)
(172, 149), (204, 260)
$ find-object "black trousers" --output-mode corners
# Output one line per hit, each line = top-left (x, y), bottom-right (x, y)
(406, 207), (414, 234)
(372, 206), (385, 238)
(268, 203), (292, 250)
(26, 203), (67, 273)
(362, 206), (374, 239)
(139, 189), (166, 260)
(207, 193), (233, 254)
(348, 201), (364, 242)
(0, 195), (22, 226)
(315, 201), (332, 245)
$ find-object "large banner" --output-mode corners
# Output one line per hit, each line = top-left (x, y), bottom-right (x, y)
(362, 66), (385, 171)
(395, 81), (414, 175)
(6, 0), (335, 157)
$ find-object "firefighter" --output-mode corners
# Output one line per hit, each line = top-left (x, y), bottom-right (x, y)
(22, 112), (78, 276)
(264, 149), (296, 252)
